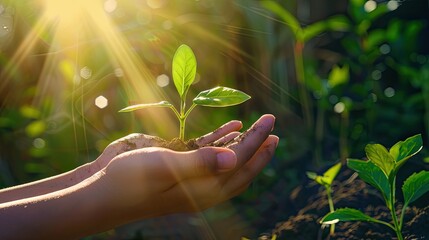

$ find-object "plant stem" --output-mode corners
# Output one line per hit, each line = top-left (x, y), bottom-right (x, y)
(326, 186), (335, 235)
(293, 41), (313, 134)
(179, 97), (186, 141)
(388, 176), (404, 240)
(399, 203), (407, 231)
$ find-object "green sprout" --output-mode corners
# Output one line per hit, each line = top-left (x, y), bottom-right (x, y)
(119, 44), (251, 141)
(321, 134), (427, 240)
(306, 162), (341, 235)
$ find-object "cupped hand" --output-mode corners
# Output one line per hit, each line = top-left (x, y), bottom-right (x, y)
(92, 119), (244, 172)
(96, 114), (278, 222)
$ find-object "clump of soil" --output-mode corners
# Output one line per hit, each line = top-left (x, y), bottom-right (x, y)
(159, 138), (200, 151)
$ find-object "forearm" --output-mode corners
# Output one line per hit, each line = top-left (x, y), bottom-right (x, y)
(0, 171), (119, 240)
(0, 162), (97, 204)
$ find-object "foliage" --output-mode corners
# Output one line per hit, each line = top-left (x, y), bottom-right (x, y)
(306, 162), (341, 235)
(321, 134), (426, 240)
(119, 44), (250, 140)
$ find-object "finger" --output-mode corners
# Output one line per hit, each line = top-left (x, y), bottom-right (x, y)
(213, 132), (241, 146)
(228, 114), (275, 167)
(157, 147), (238, 181)
(223, 135), (278, 194)
(97, 134), (167, 169)
(195, 120), (242, 146)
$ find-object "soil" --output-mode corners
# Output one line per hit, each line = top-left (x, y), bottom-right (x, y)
(159, 138), (201, 151)
(259, 166), (429, 240)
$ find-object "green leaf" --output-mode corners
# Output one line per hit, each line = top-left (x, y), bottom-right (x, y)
(322, 162), (342, 185)
(321, 208), (383, 224)
(306, 172), (326, 186)
(119, 101), (173, 112)
(306, 163), (341, 187)
(302, 21), (327, 42)
(20, 105), (41, 119)
(306, 171), (318, 180)
(365, 143), (395, 177)
(347, 159), (390, 204)
(328, 65), (349, 88)
(25, 120), (46, 137)
(325, 15), (351, 32)
(402, 171), (429, 206)
(193, 86), (251, 107)
(172, 44), (197, 98)
(260, 1), (301, 35)
(366, 29), (386, 51)
(302, 15), (350, 42)
(390, 134), (423, 175)
(396, 134), (423, 162)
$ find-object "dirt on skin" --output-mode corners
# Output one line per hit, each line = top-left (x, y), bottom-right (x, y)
(158, 125), (257, 151)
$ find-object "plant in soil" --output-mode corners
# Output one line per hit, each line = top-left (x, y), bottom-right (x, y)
(119, 44), (251, 143)
(306, 162), (341, 235)
(321, 134), (428, 240)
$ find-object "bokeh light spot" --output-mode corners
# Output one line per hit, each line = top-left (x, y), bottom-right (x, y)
(384, 87), (395, 98)
(364, 0), (377, 12)
(156, 74), (170, 87)
(104, 0), (118, 13)
(95, 95), (109, 109)
(329, 95), (339, 104)
(80, 66), (92, 79)
(372, 70), (382, 80)
(33, 138), (46, 149)
(334, 102), (345, 114)
(379, 44), (391, 55)
(114, 68), (124, 77)
(146, 0), (167, 9)
(387, 0), (399, 11)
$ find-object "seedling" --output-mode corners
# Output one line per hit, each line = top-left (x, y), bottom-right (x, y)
(321, 134), (427, 240)
(119, 44), (251, 141)
(306, 162), (341, 235)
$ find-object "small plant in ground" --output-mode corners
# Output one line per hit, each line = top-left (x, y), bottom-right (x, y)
(119, 44), (251, 141)
(306, 162), (341, 235)
(321, 134), (428, 240)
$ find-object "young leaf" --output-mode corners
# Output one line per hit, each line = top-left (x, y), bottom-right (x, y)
(322, 162), (342, 185)
(118, 101), (173, 112)
(306, 172), (326, 187)
(306, 163), (341, 187)
(365, 143), (395, 177)
(328, 65), (349, 88)
(172, 44), (197, 98)
(347, 159), (391, 204)
(193, 86), (251, 107)
(390, 134), (423, 162)
(390, 134), (423, 176)
(402, 170), (429, 207)
(306, 171), (318, 180)
(321, 208), (384, 224)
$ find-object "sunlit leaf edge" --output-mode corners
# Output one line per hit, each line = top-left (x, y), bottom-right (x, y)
(119, 101), (173, 112)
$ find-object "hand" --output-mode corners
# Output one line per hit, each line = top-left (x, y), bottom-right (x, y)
(0, 115), (277, 240)
(97, 114), (278, 222)
(92, 119), (244, 171)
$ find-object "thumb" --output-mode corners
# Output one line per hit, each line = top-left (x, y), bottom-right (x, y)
(172, 147), (237, 180)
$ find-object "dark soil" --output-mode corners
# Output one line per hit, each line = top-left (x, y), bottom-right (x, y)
(260, 166), (429, 240)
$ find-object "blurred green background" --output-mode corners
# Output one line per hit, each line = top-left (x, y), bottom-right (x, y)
(0, 0), (428, 239)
